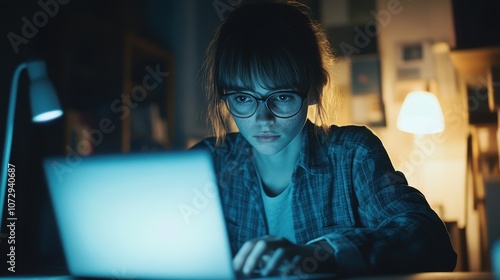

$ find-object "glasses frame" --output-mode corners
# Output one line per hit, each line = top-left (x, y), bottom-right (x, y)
(221, 90), (306, 119)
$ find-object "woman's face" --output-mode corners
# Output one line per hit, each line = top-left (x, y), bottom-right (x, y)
(228, 82), (308, 156)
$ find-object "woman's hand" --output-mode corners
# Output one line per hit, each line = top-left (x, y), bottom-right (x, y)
(233, 235), (335, 277)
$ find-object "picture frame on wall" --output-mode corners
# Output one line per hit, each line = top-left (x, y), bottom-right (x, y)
(393, 40), (434, 102)
(350, 54), (386, 127)
(395, 40), (434, 81)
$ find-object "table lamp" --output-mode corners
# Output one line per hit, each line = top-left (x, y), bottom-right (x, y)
(396, 89), (444, 199)
(397, 90), (445, 135)
(1, 60), (63, 231)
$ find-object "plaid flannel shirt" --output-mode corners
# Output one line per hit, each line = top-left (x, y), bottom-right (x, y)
(192, 120), (456, 274)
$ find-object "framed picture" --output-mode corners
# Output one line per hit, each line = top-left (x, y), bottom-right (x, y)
(122, 34), (175, 152)
(350, 55), (386, 127)
(393, 40), (435, 102)
(395, 40), (434, 81)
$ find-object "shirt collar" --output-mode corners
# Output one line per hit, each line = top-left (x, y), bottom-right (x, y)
(297, 120), (331, 175)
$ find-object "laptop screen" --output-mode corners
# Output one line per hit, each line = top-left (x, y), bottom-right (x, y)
(43, 150), (234, 279)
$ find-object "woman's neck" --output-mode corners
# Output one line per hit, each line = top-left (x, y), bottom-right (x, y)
(253, 130), (303, 196)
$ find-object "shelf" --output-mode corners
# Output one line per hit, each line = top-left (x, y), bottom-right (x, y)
(450, 46), (500, 88)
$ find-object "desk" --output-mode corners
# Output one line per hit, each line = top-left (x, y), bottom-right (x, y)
(344, 272), (495, 280)
(2, 272), (495, 280)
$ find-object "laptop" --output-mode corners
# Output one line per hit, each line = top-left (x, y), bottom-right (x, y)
(494, 241), (500, 280)
(43, 150), (336, 280)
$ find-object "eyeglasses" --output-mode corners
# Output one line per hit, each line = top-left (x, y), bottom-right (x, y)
(221, 91), (306, 118)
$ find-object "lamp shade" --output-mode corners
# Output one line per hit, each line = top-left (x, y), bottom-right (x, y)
(1, 60), (63, 232)
(397, 90), (445, 134)
(27, 61), (63, 122)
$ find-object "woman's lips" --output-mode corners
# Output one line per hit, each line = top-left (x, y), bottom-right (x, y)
(254, 135), (280, 142)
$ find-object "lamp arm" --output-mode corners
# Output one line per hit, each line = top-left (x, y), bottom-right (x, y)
(1, 63), (27, 231)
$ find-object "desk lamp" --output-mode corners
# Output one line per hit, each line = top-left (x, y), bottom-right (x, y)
(396, 89), (444, 201)
(397, 90), (445, 135)
(1, 60), (63, 231)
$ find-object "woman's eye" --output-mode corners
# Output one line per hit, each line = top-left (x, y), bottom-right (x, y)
(274, 94), (294, 102)
(232, 94), (253, 103)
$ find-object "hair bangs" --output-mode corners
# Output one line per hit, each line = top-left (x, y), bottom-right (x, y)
(215, 33), (311, 95)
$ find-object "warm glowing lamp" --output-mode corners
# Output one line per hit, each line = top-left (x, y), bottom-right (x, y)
(397, 90), (445, 135)
(1, 60), (63, 230)
(396, 90), (444, 203)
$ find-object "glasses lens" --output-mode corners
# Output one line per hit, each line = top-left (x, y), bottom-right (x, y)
(266, 92), (303, 117)
(223, 91), (304, 118)
(225, 93), (256, 117)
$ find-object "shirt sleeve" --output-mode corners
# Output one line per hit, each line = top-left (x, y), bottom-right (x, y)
(309, 128), (457, 275)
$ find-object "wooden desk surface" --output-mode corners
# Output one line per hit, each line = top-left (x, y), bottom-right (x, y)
(344, 272), (495, 280)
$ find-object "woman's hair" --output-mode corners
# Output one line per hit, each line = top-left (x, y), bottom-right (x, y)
(204, 0), (335, 143)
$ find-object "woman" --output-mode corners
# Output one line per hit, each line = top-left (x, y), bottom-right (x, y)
(193, 0), (456, 277)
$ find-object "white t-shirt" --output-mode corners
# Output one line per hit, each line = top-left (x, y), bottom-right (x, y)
(260, 182), (296, 243)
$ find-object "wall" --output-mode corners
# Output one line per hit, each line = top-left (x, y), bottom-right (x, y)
(376, 0), (467, 224)
(321, 0), (476, 268)
(145, 0), (223, 148)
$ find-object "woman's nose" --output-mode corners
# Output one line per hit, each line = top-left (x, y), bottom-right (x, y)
(254, 101), (275, 123)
